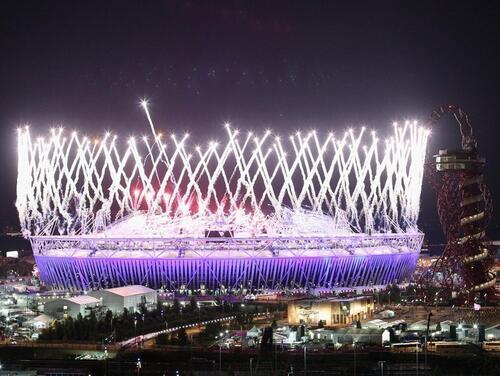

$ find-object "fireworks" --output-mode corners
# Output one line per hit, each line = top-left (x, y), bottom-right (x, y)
(16, 117), (429, 238)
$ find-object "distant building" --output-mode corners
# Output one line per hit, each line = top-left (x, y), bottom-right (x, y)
(0, 371), (36, 376)
(309, 327), (385, 345)
(25, 314), (54, 330)
(486, 325), (500, 341)
(43, 295), (100, 319)
(376, 309), (396, 319)
(363, 319), (405, 330)
(88, 285), (157, 313)
(287, 296), (374, 326)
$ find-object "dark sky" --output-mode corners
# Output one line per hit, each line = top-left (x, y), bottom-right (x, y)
(1, 0), (499, 242)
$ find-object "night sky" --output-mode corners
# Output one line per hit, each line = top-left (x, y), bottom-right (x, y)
(1, 1), (499, 242)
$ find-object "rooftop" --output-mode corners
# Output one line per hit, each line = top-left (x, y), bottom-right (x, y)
(293, 295), (373, 304)
(99, 285), (156, 297)
(65, 296), (100, 305)
(27, 314), (54, 324)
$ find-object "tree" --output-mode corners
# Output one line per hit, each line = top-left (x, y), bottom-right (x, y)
(74, 313), (84, 340)
(55, 320), (64, 339)
(138, 302), (147, 315)
(202, 322), (223, 340)
(172, 299), (181, 316)
(156, 332), (169, 345)
(176, 328), (188, 346)
(63, 316), (75, 340)
(105, 310), (113, 331)
(122, 307), (130, 320)
(156, 300), (164, 313)
(187, 296), (198, 313)
(436, 322), (442, 332)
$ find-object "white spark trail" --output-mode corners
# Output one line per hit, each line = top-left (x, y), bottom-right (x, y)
(16, 119), (429, 237)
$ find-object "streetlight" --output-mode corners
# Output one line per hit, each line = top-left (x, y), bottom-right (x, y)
(416, 342), (419, 376)
(353, 341), (357, 376)
(219, 343), (222, 376)
(378, 361), (386, 376)
(303, 345), (307, 376)
(104, 346), (108, 376)
(136, 357), (142, 376)
(424, 333), (428, 376)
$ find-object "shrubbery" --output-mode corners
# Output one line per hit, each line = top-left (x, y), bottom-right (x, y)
(38, 298), (252, 343)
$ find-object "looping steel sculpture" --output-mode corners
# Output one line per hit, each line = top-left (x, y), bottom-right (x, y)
(426, 105), (495, 302)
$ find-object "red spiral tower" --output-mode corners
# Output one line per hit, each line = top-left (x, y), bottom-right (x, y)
(426, 105), (495, 303)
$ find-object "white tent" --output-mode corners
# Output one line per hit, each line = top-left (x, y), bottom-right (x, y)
(486, 325), (500, 341)
(247, 326), (261, 338)
(407, 320), (433, 332)
(25, 314), (54, 329)
(376, 310), (395, 319)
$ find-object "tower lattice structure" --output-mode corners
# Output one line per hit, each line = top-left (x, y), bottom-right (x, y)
(425, 105), (495, 303)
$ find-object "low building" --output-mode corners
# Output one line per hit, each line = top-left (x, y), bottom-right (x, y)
(25, 313), (54, 330)
(486, 325), (500, 341)
(376, 309), (395, 319)
(363, 319), (405, 330)
(43, 295), (100, 318)
(309, 327), (385, 345)
(247, 326), (262, 338)
(0, 371), (37, 376)
(88, 285), (157, 313)
(288, 296), (374, 326)
(407, 319), (434, 332)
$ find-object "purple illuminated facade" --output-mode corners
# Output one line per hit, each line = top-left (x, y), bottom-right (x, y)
(30, 233), (422, 290)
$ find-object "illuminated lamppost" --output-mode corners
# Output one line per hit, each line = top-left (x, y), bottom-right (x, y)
(103, 346), (108, 376)
(219, 343), (222, 376)
(415, 342), (419, 376)
(378, 361), (386, 376)
(303, 345), (307, 376)
(136, 357), (142, 376)
(353, 341), (357, 376)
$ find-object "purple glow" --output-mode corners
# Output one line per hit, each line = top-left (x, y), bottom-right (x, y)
(34, 252), (419, 290)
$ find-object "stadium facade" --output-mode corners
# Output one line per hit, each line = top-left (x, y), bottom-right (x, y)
(17, 119), (429, 291)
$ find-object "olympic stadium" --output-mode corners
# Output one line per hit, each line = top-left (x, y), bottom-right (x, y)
(16, 112), (429, 291)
